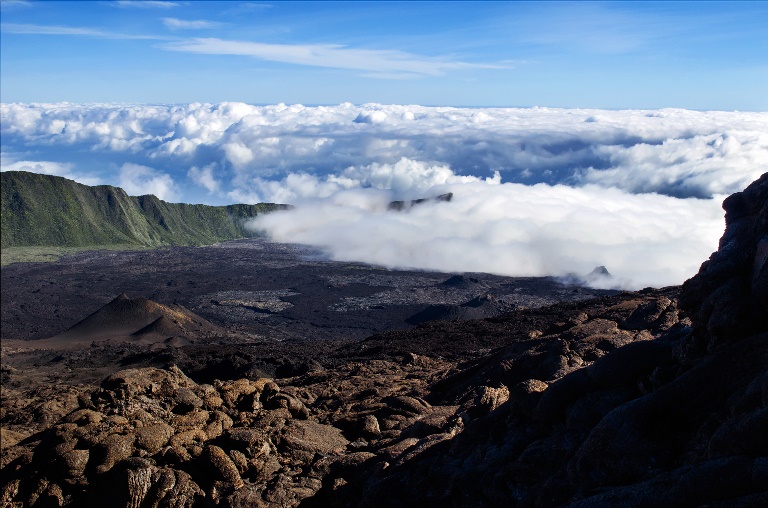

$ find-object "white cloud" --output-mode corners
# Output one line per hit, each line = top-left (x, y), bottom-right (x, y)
(2, 102), (765, 287)
(118, 163), (176, 201)
(5, 103), (764, 200)
(1, 23), (170, 40)
(353, 111), (388, 124)
(250, 181), (726, 290)
(342, 158), (499, 196)
(162, 18), (220, 29)
(578, 130), (768, 197)
(160, 38), (504, 78)
(229, 158), (500, 204)
(112, 1), (179, 8)
(0, 153), (103, 186)
(222, 142), (254, 168)
(187, 163), (220, 193)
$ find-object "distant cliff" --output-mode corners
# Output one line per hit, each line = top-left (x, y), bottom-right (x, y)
(0, 171), (287, 248)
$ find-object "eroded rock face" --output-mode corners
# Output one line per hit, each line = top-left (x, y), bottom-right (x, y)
(680, 172), (768, 349)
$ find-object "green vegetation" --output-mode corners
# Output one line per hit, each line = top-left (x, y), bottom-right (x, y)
(1, 171), (288, 263)
(0, 244), (151, 266)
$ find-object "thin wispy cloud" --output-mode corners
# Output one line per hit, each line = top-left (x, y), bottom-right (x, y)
(357, 72), (423, 80)
(161, 37), (505, 77)
(511, 3), (680, 55)
(2, 22), (503, 79)
(0, 0), (32, 10)
(1, 23), (171, 40)
(111, 0), (179, 9)
(236, 3), (272, 10)
(218, 3), (273, 18)
(2, 2), (765, 108)
(162, 18), (220, 30)
(2, 23), (108, 37)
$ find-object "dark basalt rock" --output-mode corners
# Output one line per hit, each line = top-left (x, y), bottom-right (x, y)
(440, 275), (487, 288)
(387, 192), (453, 211)
(588, 266), (611, 278)
(405, 293), (514, 325)
(680, 172), (768, 348)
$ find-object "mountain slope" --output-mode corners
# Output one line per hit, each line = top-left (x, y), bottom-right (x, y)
(0, 171), (287, 248)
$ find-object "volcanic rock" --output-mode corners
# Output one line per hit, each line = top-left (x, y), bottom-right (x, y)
(440, 275), (487, 288)
(50, 293), (220, 345)
(1, 174), (766, 507)
(387, 192), (453, 211)
(349, 174), (768, 507)
(406, 293), (514, 325)
(680, 172), (768, 348)
(588, 265), (611, 277)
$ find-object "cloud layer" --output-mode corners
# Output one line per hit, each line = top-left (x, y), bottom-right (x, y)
(2, 102), (765, 287)
(2, 103), (765, 201)
(248, 178), (726, 290)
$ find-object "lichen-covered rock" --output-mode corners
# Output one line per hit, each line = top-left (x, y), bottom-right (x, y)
(95, 432), (136, 474)
(361, 415), (381, 438)
(279, 420), (349, 462)
(204, 444), (244, 489)
(100, 365), (196, 401)
(508, 378), (548, 417)
(134, 422), (174, 455)
(264, 392), (310, 419)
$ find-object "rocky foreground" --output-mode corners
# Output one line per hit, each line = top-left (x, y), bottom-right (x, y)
(1, 173), (767, 507)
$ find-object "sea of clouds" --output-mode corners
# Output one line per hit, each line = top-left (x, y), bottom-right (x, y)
(2, 102), (766, 288)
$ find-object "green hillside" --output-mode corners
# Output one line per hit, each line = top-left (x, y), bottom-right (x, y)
(0, 171), (287, 255)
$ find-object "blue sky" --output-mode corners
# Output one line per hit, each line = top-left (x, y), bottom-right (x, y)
(1, 0), (766, 110)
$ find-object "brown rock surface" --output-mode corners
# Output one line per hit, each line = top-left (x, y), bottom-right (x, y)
(1, 174), (766, 507)
(349, 173), (768, 507)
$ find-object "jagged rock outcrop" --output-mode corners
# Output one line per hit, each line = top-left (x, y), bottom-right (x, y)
(680, 172), (768, 348)
(351, 173), (768, 507)
(387, 192), (453, 211)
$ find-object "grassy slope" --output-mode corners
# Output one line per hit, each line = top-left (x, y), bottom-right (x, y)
(1, 171), (287, 261)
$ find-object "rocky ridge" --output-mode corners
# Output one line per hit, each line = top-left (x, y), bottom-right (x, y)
(1, 173), (766, 507)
